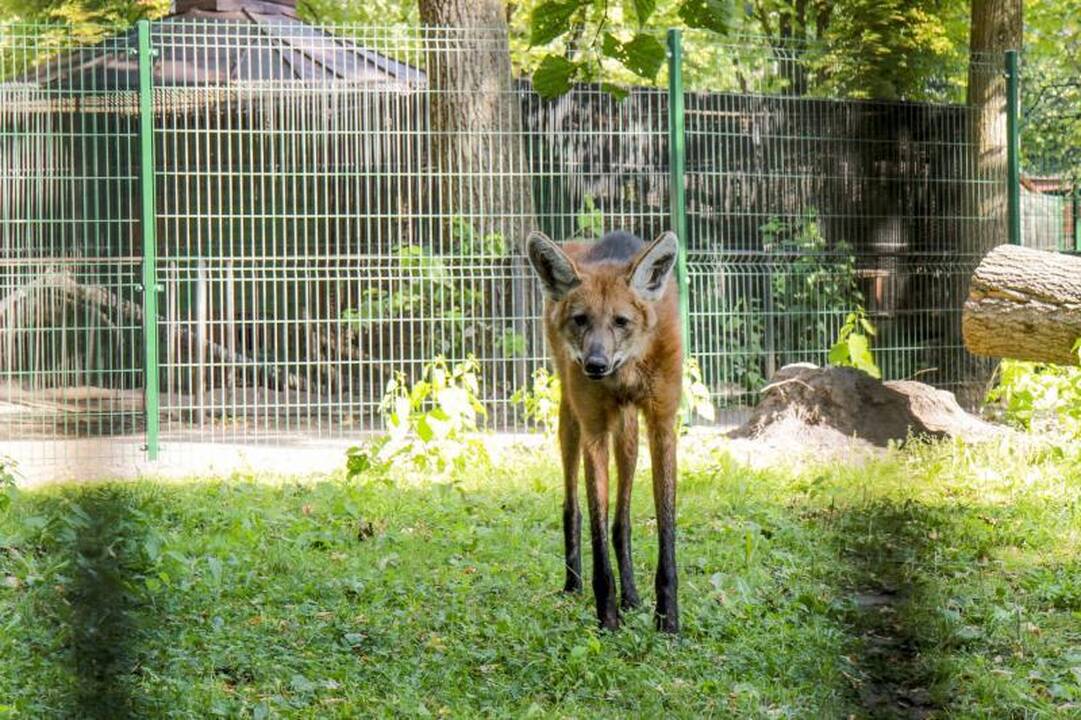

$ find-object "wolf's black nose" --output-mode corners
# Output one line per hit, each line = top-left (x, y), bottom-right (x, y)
(584, 356), (609, 377)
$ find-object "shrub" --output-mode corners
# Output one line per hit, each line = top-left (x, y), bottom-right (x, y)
(717, 211), (865, 393)
(986, 340), (1081, 437)
(680, 357), (716, 427)
(510, 366), (562, 434)
(347, 355), (489, 477)
(341, 218), (525, 361)
(0, 456), (15, 513)
(762, 210), (864, 361)
(827, 307), (881, 379)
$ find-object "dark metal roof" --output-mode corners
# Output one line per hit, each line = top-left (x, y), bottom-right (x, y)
(32, 0), (425, 90)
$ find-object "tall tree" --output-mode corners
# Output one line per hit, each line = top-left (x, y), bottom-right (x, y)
(513, 0), (968, 101)
(418, 0), (534, 245)
(417, 0), (537, 382)
(953, 0), (1023, 407)
(966, 0), (1023, 250)
(1020, 0), (1081, 181)
(0, 0), (169, 40)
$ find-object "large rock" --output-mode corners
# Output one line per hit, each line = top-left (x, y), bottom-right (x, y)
(731, 364), (1001, 448)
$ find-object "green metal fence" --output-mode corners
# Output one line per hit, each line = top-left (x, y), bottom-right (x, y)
(0, 21), (1030, 471)
(1018, 48), (1081, 252)
(0, 27), (145, 468)
(680, 38), (1005, 414)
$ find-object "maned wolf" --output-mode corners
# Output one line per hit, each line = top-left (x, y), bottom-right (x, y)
(526, 229), (682, 633)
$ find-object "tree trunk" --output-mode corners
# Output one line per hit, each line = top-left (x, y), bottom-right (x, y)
(418, 0), (537, 397)
(962, 244), (1081, 365)
(950, 0), (1024, 404)
(966, 0), (1023, 251)
(417, 0), (535, 246)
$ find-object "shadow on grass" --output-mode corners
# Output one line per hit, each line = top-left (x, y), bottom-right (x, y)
(823, 499), (951, 720)
(51, 486), (150, 719)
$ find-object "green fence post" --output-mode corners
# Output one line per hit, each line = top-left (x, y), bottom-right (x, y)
(667, 29), (690, 350)
(1073, 186), (1080, 252)
(1005, 50), (1021, 247)
(137, 19), (160, 460)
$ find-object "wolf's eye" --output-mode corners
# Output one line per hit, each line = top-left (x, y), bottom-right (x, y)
(613, 315), (630, 329)
(572, 313), (589, 328)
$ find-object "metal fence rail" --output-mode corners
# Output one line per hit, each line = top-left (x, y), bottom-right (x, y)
(0, 21), (1044, 472)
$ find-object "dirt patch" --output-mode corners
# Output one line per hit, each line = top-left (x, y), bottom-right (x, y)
(723, 364), (1004, 469)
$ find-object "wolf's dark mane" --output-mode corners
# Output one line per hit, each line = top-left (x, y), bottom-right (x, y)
(581, 230), (644, 265)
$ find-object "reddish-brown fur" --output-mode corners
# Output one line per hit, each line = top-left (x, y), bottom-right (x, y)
(527, 230), (682, 632)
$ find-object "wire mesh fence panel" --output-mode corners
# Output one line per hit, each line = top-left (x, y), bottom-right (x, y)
(0, 27), (145, 469)
(1020, 50), (1080, 252)
(0, 20), (1021, 470)
(681, 35), (1002, 412)
(144, 22), (667, 444)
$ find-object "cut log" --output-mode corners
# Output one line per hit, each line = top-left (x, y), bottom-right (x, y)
(962, 244), (1081, 365)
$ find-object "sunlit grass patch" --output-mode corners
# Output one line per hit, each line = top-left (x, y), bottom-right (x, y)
(0, 435), (1078, 717)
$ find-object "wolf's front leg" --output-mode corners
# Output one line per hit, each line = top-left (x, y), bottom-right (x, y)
(583, 433), (619, 630)
(558, 399), (582, 593)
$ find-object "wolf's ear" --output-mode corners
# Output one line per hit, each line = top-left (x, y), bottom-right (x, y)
(526, 231), (581, 300)
(628, 231), (678, 301)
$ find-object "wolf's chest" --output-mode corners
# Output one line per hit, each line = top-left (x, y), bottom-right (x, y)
(600, 369), (650, 407)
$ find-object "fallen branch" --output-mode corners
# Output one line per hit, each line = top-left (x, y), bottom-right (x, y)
(0, 268), (310, 392)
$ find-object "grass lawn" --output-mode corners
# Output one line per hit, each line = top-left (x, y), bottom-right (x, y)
(1, 437), (1079, 718)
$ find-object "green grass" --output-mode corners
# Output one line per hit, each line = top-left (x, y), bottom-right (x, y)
(1, 438), (1079, 718)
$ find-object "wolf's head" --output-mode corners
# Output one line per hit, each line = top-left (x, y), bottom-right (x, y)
(526, 231), (678, 380)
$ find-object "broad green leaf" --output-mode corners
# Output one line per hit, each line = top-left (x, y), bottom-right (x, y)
(603, 33), (666, 80)
(624, 34), (666, 79)
(828, 342), (849, 365)
(438, 387), (471, 421)
(631, 0), (657, 25)
(415, 414), (435, 443)
(577, 194), (604, 236)
(533, 55), (579, 99)
(846, 334), (881, 378)
(601, 32), (623, 59)
(858, 357), (882, 379)
(678, 0), (730, 34)
(847, 333), (870, 358)
(425, 411), (451, 440)
(530, 0), (581, 47)
(410, 379), (431, 404)
(860, 317), (878, 336)
(393, 397), (411, 425)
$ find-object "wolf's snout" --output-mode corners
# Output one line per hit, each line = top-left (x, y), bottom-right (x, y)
(583, 354), (610, 378)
